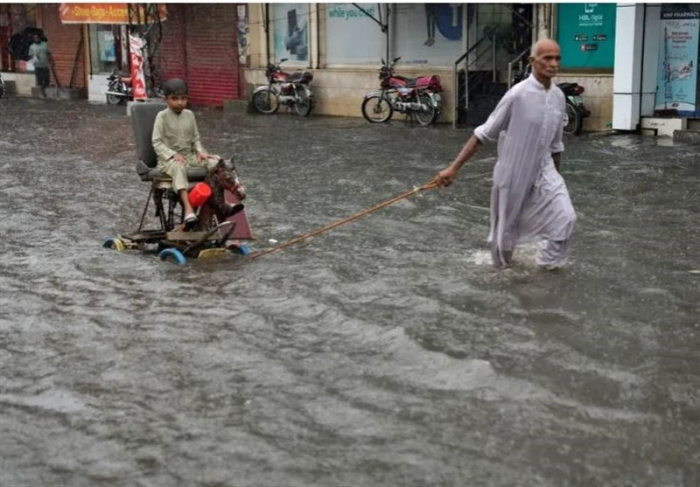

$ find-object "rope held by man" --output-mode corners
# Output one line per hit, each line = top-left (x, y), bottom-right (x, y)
(248, 180), (439, 261)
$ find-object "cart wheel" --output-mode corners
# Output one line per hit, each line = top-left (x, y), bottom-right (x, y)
(158, 248), (187, 266)
(228, 243), (251, 255)
(102, 237), (126, 252)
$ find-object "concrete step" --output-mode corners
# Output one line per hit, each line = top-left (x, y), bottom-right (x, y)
(31, 86), (81, 100)
(673, 130), (700, 145)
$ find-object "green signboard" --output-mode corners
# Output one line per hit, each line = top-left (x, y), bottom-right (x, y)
(557, 3), (616, 69)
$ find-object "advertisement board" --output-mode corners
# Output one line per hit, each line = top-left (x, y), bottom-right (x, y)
(655, 9), (699, 112)
(557, 3), (616, 69)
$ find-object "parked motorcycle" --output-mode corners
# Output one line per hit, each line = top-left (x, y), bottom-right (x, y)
(361, 57), (443, 126)
(0, 71), (5, 99)
(105, 69), (133, 105)
(513, 66), (589, 135)
(252, 58), (314, 117)
(558, 82), (590, 135)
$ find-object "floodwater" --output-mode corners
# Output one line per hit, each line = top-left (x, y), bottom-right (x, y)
(1, 97), (699, 487)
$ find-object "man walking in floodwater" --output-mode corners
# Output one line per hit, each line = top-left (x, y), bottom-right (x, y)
(434, 38), (576, 269)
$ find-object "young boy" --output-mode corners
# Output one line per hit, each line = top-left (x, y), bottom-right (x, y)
(152, 78), (219, 226)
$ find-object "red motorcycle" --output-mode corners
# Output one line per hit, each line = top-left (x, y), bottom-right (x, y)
(361, 57), (443, 126)
(252, 58), (314, 117)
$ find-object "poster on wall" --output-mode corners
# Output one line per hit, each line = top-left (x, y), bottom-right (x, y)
(654, 9), (699, 112)
(98, 30), (116, 62)
(325, 4), (384, 65)
(273, 3), (309, 63)
(392, 3), (463, 66)
(557, 3), (616, 69)
(237, 5), (249, 65)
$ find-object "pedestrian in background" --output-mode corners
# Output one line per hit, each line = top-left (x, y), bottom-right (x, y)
(28, 33), (53, 97)
(433, 38), (576, 270)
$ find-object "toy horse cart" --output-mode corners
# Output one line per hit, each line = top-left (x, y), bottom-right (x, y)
(102, 103), (253, 265)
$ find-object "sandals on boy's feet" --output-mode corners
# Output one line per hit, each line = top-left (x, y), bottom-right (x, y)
(184, 213), (198, 230)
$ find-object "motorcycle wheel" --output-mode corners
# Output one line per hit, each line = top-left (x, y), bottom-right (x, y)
(294, 87), (313, 117)
(106, 93), (124, 105)
(564, 100), (583, 135)
(414, 93), (437, 126)
(252, 89), (280, 114)
(361, 95), (393, 123)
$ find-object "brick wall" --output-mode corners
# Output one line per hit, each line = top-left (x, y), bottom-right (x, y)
(38, 5), (85, 93)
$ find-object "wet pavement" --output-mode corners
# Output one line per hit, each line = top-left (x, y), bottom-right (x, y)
(1, 97), (699, 487)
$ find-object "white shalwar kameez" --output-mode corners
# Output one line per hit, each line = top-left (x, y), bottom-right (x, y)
(473, 74), (576, 268)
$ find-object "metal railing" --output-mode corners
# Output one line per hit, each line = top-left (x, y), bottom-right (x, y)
(453, 35), (492, 129)
(506, 47), (531, 89)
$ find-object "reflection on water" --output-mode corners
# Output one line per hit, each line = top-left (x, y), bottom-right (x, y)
(1, 98), (699, 486)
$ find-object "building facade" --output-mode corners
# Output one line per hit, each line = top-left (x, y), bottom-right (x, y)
(2, 3), (698, 135)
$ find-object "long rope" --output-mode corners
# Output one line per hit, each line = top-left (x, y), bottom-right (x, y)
(248, 180), (439, 261)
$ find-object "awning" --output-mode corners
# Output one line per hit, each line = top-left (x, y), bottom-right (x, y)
(59, 3), (167, 25)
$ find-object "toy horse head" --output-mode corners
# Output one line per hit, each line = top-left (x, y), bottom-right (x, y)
(209, 156), (246, 201)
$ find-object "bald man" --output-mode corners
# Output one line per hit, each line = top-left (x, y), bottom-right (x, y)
(434, 39), (576, 269)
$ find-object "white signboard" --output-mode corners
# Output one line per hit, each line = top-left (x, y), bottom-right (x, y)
(325, 4), (385, 65)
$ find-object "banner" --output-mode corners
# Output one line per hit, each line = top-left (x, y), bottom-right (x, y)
(557, 3), (616, 69)
(129, 34), (147, 101)
(325, 4), (384, 65)
(655, 10), (699, 112)
(59, 3), (167, 25)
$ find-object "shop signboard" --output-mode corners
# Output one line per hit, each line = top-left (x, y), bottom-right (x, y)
(655, 9), (699, 112)
(557, 3), (616, 69)
(273, 3), (310, 63)
(325, 4), (384, 65)
(392, 3), (463, 67)
(59, 3), (167, 25)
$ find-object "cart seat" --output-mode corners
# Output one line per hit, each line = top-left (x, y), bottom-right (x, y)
(131, 102), (207, 183)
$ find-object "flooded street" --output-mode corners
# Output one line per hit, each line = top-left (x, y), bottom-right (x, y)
(1, 97), (699, 486)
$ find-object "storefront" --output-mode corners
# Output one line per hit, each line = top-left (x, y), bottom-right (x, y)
(59, 3), (142, 102)
(0, 4), (40, 95)
(613, 3), (699, 133)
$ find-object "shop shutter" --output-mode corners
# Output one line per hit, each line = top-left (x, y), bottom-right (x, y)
(184, 4), (241, 106)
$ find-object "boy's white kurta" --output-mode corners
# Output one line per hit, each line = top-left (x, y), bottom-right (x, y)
(473, 74), (576, 267)
(152, 108), (216, 192)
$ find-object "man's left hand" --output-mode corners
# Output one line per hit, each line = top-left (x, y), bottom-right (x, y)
(196, 151), (209, 162)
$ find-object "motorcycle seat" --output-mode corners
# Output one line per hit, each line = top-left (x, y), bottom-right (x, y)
(115, 70), (132, 79)
(131, 103), (207, 183)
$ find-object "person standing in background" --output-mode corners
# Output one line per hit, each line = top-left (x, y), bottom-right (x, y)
(28, 33), (53, 97)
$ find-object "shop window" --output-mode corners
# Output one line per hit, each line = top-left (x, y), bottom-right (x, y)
(324, 3), (384, 66)
(89, 24), (120, 74)
(392, 3), (464, 68)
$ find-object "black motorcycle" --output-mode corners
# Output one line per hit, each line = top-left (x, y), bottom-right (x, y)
(251, 59), (314, 117)
(558, 82), (590, 135)
(105, 69), (133, 105)
(0, 72), (5, 99)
